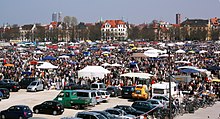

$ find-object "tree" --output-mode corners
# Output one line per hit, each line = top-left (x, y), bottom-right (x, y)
(211, 29), (220, 40)
(128, 26), (141, 40)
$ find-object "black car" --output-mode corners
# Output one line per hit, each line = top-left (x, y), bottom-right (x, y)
(33, 100), (64, 115)
(19, 78), (36, 89)
(113, 105), (145, 116)
(0, 88), (10, 99)
(121, 86), (135, 98)
(0, 79), (20, 92)
(131, 101), (161, 115)
(106, 86), (122, 97)
(0, 105), (33, 119)
(90, 111), (118, 119)
(76, 111), (107, 119)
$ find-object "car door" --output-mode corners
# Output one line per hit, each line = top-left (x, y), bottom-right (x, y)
(64, 92), (71, 106)
(7, 106), (20, 119)
(41, 102), (49, 113)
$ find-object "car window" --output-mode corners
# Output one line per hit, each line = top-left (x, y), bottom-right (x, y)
(77, 114), (91, 119)
(77, 92), (89, 97)
(8, 106), (15, 111)
(91, 92), (96, 97)
(57, 92), (64, 97)
(96, 114), (107, 119)
(100, 84), (105, 88)
(91, 84), (98, 88)
(65, 92), (70, 97)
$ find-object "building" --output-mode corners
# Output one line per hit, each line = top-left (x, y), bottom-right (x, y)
(176, 13), (181, 24)
(180, 19), (211, 40)
(58, 12), (62, 22)
(101, 20), (128, 41)
(52, 12), (57, 22)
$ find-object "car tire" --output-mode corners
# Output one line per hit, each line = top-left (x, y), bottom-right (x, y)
(53, 110), (57, 115)
(18, 116), (23, 119)
(1, 114), (6, 119)
(34, 88), (37, 92)
(34, 109), (39, 114)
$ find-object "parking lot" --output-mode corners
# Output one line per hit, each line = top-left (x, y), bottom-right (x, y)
(0, 89), (133, 119)
(1, 89), (220, 119)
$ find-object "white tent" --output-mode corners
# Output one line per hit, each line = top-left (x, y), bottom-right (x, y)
(120, 73), (153, 79)
(175, 49), (186, 54)
(33, 50), (44, 54)
(111, 63), (122, 67)
(101, 63), (111, 67)
(37, 62), (58, 69)
(58, 55), (70, 59)
(199, 50), (208, 54)
(78, 66), (111, 79)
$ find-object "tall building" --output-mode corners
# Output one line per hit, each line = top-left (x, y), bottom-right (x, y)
(176, 13), (181, 24)
(58, 12), (62, 22)
(52, 12), (57, 22)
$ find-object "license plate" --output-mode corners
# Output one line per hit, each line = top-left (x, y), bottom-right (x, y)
(124, 92), (128, 94)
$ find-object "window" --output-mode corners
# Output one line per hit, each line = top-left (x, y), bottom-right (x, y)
(91, 84), (98, 88)
(153, 89), (164, 94)
(91, 92), (96, 97)
(57, 92), (64, 97)
(65, 92), (70, 97)
(135, 90), (141, 94)
(77, 92), (89, 97)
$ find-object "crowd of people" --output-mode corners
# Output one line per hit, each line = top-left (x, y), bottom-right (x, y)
(0, 40), (220, 98)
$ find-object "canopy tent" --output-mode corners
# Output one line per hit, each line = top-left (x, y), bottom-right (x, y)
(175, 61), (191, 64)
(4, 64), (14, 67)
(212, 78), (220, 82)
(207, 66), (220, 71)
(101, 63), (111, 67)
(111, 63), (122, 67)
(180, 68), (200, 73)
(131, 53), (148, 58)
(199, 50), (208, 54)
(158, 54), (174, 58)
(120, 72), (153, 79)
(214, 51), (220, 54)
(78, 66), (111, 79)
(33, 50), (44, 54)
(175, 49), (186, 54)
(58, 55), (70, 59)
(42, 56), (57, 61)
(36, 62), (58, 69)
(144, 50), (159, 57)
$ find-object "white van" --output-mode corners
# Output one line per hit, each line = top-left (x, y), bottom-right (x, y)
(90, 83), (106, 90)
(27, 80), (44, 92)
(152, 82), (178, 98)
(75, 90), (97, 106)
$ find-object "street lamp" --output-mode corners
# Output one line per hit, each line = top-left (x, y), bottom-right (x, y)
(167, 43), (174, 119)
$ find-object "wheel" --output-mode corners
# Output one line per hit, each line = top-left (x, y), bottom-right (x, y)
(34, 109), (39, 114)
(18, 116), (23, 119)
(1, 114), (6, 119)
(34, 88), (37, 92)
(52, 110), (57, 115)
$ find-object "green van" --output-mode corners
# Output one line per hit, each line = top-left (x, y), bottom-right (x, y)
(54, 90), (90, 109)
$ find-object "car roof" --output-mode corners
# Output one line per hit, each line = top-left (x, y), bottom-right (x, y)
(11, 105), (29, 108)
(77, 111), (101, 116)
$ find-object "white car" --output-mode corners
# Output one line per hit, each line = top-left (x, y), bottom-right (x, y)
(99, 90), (110, 102)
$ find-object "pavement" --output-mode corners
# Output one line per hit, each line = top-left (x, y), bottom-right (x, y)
(176, 101), (220, 119)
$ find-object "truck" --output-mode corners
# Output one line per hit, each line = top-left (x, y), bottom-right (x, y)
(152, 82), (178, 98)
(54, 90), (90, 109)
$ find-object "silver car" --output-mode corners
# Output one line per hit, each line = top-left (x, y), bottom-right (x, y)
(27, 80), (44, 92)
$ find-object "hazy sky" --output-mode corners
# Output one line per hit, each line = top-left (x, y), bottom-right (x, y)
(1, 0), (220, 25)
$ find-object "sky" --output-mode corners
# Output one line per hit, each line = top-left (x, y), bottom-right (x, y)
(0, 0), (220, 25)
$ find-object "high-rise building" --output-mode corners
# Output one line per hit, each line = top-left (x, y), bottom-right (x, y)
(176, 13), (181, 24)
(58, 12), (62, 22)
(52, 12), (57, 22)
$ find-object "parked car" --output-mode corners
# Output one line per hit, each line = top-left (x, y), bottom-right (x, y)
(75, 111), (108, 119)
(121, 86), (135, 98)
(75, 90), (97, 106)
(33, 100), (64, 115)
(131, 101), (161, 115)
(0, 105), (33, 119)
(106, 86), (122, 97)
(54, 90), (90, 109)
(113, 105), (145, 116)
(89, 111), (118, 119)
(132, 85), (149, 100)
(90, 83), (106, 90)
(151, 95), (170, 106)
(146, 99), (164, 108)
(19, 78), (36, 89)
(0, 88), (10, 99)
(27, 80), (44, 92)
(104, 108), (136, 119)
(0, 91), (3, 101)
(0, 79), (20, 92)
(99, 90), (110, 102)
(94, 90), (103, 104)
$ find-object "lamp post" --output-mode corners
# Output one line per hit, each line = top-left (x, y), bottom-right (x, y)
(167, 43), (173, 119)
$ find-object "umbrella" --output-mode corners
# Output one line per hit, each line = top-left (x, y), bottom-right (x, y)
(207, 66), (220, 71)
(4, 64), (14, 67)
(101, 63), (111, 67)
(22, 71), (32, 75)
(212, 78), (220, 82)
(175, 49), (185, 54)
(180, 68), (200, 73)
(42, 56), (57, 61)
(30, 60), (38, 65)
(111, 63), (122, 67)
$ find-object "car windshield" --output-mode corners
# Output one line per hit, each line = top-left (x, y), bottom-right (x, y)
(57, 92), (64, 97)
(30, 82), (37, 86)
(91, 84), (98, 88)
(135, 90), (141, 94)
